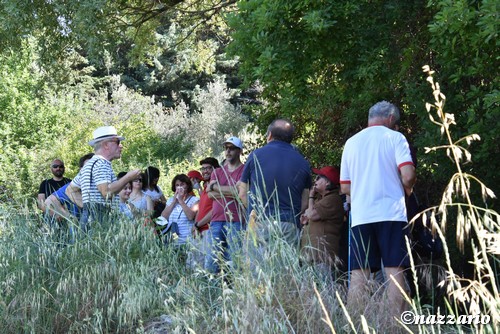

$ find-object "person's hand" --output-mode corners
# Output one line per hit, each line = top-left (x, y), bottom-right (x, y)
(175, 186), (185, 202)
(300, 214), (309, 226)
(207, 181), (216, 192)
(191, 225), (199, 238)
(126, 169), (142, 181)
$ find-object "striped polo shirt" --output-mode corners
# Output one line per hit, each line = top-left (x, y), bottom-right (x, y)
(73, 155), (117, 205)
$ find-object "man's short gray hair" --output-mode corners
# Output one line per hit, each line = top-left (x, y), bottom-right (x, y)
(93, 141), (103, 151)
(368, 101), (400, 125)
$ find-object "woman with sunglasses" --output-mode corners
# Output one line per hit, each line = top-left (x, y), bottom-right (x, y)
(129, 173), (153, 216)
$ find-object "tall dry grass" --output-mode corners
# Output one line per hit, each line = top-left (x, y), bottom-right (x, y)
(0, 66), (498, 333)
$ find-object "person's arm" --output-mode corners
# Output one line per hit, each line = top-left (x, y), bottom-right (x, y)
(97, 169), (141, 199)
(340, 183), (351, 196)
(65, 183), (83, 208)
(145, 195), (154, 212)
(195, 210), (212, 228)
(177, 194), (199, 221)
(238, 181), (249, 208)
(301, 188), (317, 222)
(400, 164), (416, 195)
(207, 181), (239, 198)
(45, 195), (71, 220)
(303, 205), (321, 222)
(301, 188), (310, 213)
(37, 193), (47, 211)
(161, 197), (177, 219)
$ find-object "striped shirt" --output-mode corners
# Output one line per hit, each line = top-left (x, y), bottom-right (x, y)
(165, 195), (199, 245)
(72, 155), (117, 205)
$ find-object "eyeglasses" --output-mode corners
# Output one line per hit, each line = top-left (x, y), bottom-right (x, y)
(108, 139), (121, 145)
(223, 145), (238, 151)
(200, 166), (213, 171)
(52, 164), (65, 169)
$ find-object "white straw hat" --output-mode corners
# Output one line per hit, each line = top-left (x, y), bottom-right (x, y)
(88, 126), (125, 146)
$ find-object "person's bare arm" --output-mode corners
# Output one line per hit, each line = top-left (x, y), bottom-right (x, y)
(97, 169), (141, 199)
(196, 210), (212, 228)
(146, 195), (154, 212)
(177, 195), (199, 221)
(207, 181), (239, 199)
(37, 193), (47, 211)
(340, 183), (351, 196)
(45, 195), (71, 220)
(237, 181), (248, 208)
(65, 183), (83, 208)
(400, 164), (416, 195)
(301, 188), (310, 213)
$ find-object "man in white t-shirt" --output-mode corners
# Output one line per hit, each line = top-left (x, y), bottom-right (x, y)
(340, 101), (416, 317)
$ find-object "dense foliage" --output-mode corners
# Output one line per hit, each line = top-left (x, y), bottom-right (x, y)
(228, 0), (499, 204)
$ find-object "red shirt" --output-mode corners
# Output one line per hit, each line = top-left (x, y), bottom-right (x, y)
(210, 164), (245, 223)
(195, 183), (212, 232)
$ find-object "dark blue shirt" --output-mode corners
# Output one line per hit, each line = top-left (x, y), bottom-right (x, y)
(53, 183), (80, 218)
(241, 141), (312, 226)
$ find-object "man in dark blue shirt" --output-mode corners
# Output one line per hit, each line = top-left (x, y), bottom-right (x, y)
(239, 119), (311, 246)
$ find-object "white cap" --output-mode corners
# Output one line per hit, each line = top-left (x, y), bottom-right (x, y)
(223, 136), (243, 149)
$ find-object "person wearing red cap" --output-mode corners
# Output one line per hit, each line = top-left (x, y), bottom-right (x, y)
(300, 166), (344, 273)
(187, 170), (203, 197)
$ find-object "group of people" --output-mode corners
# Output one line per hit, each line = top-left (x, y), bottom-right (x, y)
(37, 100), (416, 317)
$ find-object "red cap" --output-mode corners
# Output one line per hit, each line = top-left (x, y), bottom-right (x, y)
(312, 166), (340, 185)
(187, 170), (203, 181)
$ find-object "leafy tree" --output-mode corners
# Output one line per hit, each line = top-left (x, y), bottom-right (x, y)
(227, 0), (499, 205)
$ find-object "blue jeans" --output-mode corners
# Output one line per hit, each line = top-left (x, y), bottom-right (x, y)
(205, 221), (244, 274)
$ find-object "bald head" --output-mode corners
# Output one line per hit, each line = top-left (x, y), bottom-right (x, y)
(50, 159), (65, 178)
(267, 119), (295, 143)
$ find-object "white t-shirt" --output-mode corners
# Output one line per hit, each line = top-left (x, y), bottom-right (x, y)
(340, 125), (413, 227)
(143, 187), (164, 202)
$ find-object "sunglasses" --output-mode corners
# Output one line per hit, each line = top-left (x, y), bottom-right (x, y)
(108, 139), (121, 145)
(223, 145), (238, 151)
(52, 164), (65, 169)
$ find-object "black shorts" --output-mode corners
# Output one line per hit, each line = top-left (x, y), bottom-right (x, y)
(350, 221), (410, 271)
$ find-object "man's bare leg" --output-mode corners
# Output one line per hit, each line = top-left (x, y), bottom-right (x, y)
(347, 268), (371, 316)
(385, 266), (408, 317)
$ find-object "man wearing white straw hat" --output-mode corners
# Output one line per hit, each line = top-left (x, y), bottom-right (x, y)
(70, 126), (141, 229)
